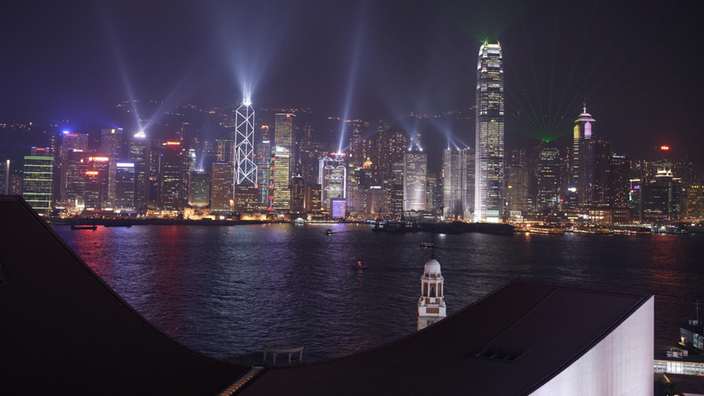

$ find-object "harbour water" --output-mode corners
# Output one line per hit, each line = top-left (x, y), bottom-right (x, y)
(53, 223), (704, 360)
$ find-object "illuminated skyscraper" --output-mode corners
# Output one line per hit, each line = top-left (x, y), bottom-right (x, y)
(235, 92), (257, 185)
(273, 113), (295, 211)
(129, 132), (151, 208)
(474, 39), (504, 223)
(536, 145), (561, 212)
(187, 171), (210, 207)
(442, 149), (462, 217)
(159, 141), (183, 211)
(59, 131), (88, 201)
(101, 128), (124, 159)
(211, 162), (234, 213)
(404, 149), (427, 211)
(115, 162), (135, 209)
(571, 105), (595, 207)
(22, 151), (54, 215)
(319, 154), (347, 212)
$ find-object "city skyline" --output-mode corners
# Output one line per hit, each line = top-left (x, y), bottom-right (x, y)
(1, 1), (702, 159)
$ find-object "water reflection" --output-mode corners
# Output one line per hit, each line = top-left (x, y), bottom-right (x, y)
(54, 224), (704, 358)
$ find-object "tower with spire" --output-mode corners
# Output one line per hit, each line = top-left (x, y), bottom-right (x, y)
(417, 246), (447, 331)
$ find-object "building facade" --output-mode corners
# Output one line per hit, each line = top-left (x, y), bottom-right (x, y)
(474, 39), (504, 223)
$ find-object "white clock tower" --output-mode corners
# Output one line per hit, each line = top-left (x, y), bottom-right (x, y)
(417, 258), (447, 331)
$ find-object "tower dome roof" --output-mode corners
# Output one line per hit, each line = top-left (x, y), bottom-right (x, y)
(424, 259), (441, 275)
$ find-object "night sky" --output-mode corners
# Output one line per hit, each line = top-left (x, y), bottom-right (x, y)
(1, 0), (702, 157)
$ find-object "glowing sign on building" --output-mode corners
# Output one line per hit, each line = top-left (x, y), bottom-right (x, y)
(89, 157), (109, 162)
(660, 145), (670, 151)
(165, 141), (181, 146)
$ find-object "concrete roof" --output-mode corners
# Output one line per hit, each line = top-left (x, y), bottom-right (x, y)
(240, 280), (651, 395)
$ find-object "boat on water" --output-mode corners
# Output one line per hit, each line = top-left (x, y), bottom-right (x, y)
(71, 224), (97, 231)
(294, 218), (306, 225)
(325, 229), (333, 235)
(351, 261), (368, 270)
(420, 242), (434, 248)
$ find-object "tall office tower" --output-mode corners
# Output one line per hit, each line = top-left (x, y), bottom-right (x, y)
(201, 140), (217, 171)
(474, 39), (505, 223)
(129, 132), (151, 208)
(147, 141), (162, 205)
(572, 105), (596, 207)
(273, 113), (295, 211)
(84, 156), (110, 210)
(581, 136), (612, 207)
(188, 171), (211, 207)
(404, 149), (427, 211)
(291, 175), (305, 213)
(349, 128), (363, 168)
(442, 149), (462, 217)
(1, 159), (9, 195)
(536, 145), (561, 212)
(642, 167), (676, 221)
(272, 152), (291, 211)
(390, 161), (405, 217)
(304, 184), (322, 213)
(610, 154), (630, 209)
(159, 141), (183, 211)
(22, 150), (54, 215)
(685, 185), (703, 219)
(426, 173), (442, 214)
(211, 162), (234, 212)
(462, 148), (476, 215)
(215, 139), (235, 163)
(114, 162), (135, 209)
(275, 112), (295, 175)
(101, 128), (124, 159)
(59, 132), (89, 201)
(64, 150), (90, 208)
(255, 126), (272, 206)
(319, 155), (347, 212)
(507, 166), (531, 213)
(235, 92), (257, 185)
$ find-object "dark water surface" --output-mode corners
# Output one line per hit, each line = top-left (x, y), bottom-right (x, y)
(53, 223), (704, 359)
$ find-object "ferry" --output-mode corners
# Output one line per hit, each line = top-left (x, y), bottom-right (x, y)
(325, 229), (333, 235)
(420, 242), (434, 248)
(71, 224), (97, 231)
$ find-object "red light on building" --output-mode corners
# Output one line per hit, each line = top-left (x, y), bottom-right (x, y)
(66, 134), (77, 137)
(660, 145), (670, 151)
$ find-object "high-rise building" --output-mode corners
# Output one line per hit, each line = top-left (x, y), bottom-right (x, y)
(211, 162), (234, 212)
(404, 149), (427, 212)
(474, 39), (504, 223)
(580, 136), (612, 207)
(114, 162), (135, 209)
(255, 126), (272, 206)
(59, 131), (89, 201)
(159, 141), (183, 211)
(84, 156), (110, 210)
(462, 148), (476, 215)
(272, 152), (291, 211)
(442, 149), (462, 217)
(1, 159), (9, 195)
(610, 155), (630, 209)
(187, 171), (210, 208)
(319, 155), (347, 212)
(291, 175), (305, 213)
(572, 106), (596, 207)
(22, 152), (54, 215)
(507, 166), (531, 213)
(215, 139), (235, 163)
(536, 145), (561, 212)
(129, 132), (151, 208)
(101, 128), (124, 159)
(275, 113), (295, 177)
(235, 93), (257, 185)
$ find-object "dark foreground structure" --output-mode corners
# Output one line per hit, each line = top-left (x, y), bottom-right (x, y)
(0, 195), (654, 395)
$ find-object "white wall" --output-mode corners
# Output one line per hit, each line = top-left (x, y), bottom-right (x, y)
(531, 296), (654, 396)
